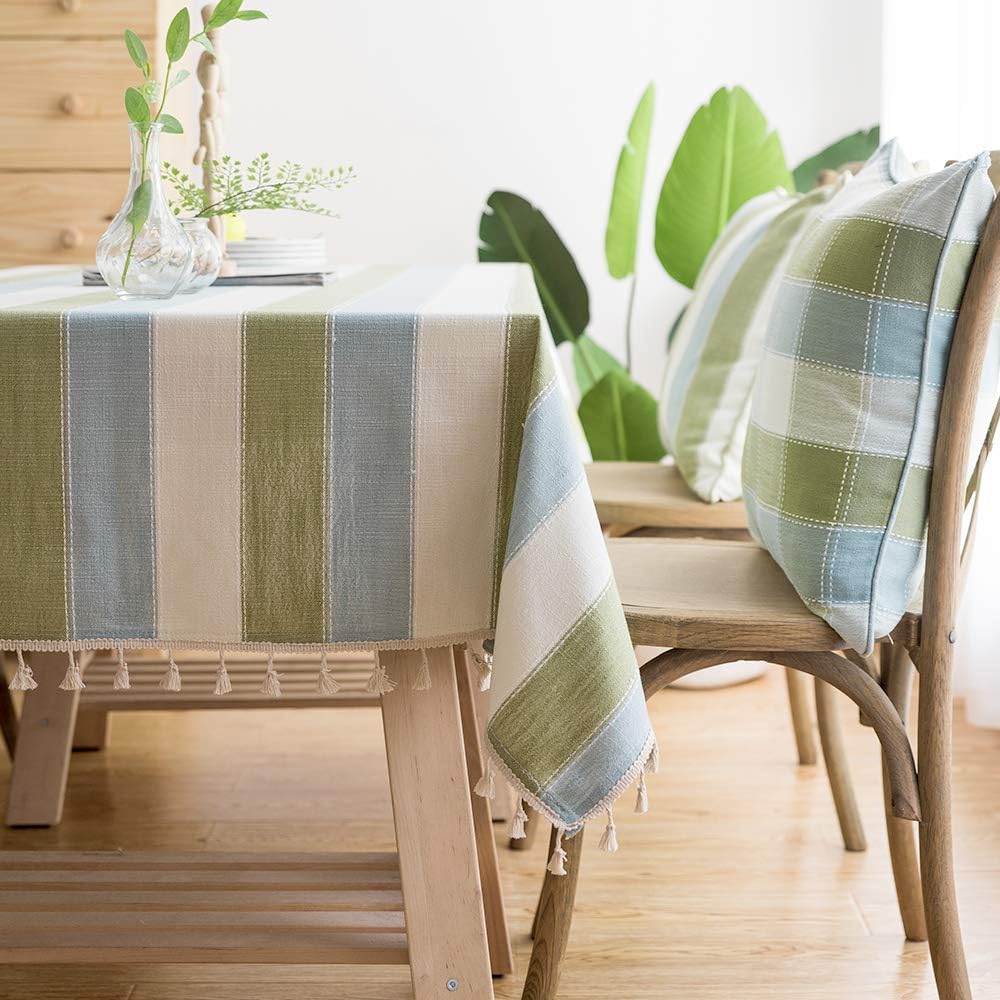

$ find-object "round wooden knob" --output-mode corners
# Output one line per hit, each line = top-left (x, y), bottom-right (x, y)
(59, 227), (83, 250)
(59, 94), (83, 116)
(57, 0), (82, 12)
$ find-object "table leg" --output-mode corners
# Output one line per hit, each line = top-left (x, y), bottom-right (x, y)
(6, 652), (83, 827)
(454, 646), (514, 976)
(381, 647), (494, 999)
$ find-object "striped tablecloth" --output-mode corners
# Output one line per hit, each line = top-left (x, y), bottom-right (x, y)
(0, 263), (655, 847)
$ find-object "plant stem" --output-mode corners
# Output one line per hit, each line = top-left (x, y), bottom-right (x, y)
(121, 61), (174, 285)
(624, 272), (637, 374)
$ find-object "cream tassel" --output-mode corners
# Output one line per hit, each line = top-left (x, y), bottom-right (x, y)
(9, 648), (38, 691)
(635, 770), (649, 814)
(547, 829), (568, 876)
(214, 648), (232, 695)
(59, 650), (85, 691)
(413, 648), (432, 691)
(260, 648), (281, 698)
(598, 808), (619, 853)
(471, 645), (493, 691)
(159, 650), (182, 692)
(510, 798), (528, 840)
(366, 653), (396, 696)
(646, 739), (660, 774)
(473, 756), (496, 799)
(317, 650), (340, 695)
(113, 647), (130, 691)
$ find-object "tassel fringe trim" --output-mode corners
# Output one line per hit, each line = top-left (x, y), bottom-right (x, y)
(214, 648), (232, 695)
(366, 653), (396, 696)
(9, 649), (38, 691)
(59, 651), (85, 691)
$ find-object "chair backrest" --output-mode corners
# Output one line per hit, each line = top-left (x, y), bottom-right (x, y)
(922, 173), (1000, 667)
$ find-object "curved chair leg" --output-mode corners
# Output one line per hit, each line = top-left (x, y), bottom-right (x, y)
(641, 647), (919, 821)
(815, 679), (866, 851)
(881, 644), (927, 941)
(785, 667), (817, 765)
(918, 654), (972, 1000)
(521, 827), (583, 1000)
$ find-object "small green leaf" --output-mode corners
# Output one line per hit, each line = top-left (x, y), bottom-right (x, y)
(207, 0), (243, 28)
(792, 126), (880, 192)
(126, 179), (153, 237)
(165, 7), (191, 62)
(191, 32), (216, 56)
(572, 334), (625, 397)
(124, 30), (150, 75)
(236, 9), (267, 19)
(167, 69), (190, 92)
(158, 113), (184, 134)
(124, 86), (151, 124)
(605, 83), (655, 280)
(578, 369), (665, 462)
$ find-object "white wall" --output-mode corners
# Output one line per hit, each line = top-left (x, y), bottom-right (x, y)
(177, 0), (882, 392)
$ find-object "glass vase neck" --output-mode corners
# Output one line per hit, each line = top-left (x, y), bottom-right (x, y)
(128, 122), (164, 180)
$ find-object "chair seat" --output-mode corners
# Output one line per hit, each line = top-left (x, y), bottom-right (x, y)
(586, 461), (746, 530)
(609, 537), (920, 652)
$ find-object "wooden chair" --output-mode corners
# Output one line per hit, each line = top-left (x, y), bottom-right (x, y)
(530, 182), (1000, 1000)
(583, 461), (861, 847)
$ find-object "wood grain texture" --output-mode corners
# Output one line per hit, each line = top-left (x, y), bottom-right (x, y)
(0, 1), (155, 38)
(881, 644), (927, 942)
(0, 669), (998, 997)
(913, 181), (1000, 1000)
(784, 668), (817, 765)
(0, 171), (125, 265)
(520, 827), (583, 1000)
(379, 648), (493, 999)
(6, 651), (83, 827)
(454, 646), (515, 976)
(815, 679), (866, 852)
(0, 39), (138, 169)
(586, 462), (747, 530)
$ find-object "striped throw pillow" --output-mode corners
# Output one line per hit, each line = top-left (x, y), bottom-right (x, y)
(742, 142), (996, 654)
(658, 185), (837, 502)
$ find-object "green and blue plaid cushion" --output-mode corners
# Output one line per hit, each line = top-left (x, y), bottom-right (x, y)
(742, 141), (996, 653)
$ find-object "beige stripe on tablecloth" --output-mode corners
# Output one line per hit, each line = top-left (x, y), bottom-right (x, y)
(410, 267), (510, 636)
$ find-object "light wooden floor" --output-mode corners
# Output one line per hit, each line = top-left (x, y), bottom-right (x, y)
(1, 668), (998, 999)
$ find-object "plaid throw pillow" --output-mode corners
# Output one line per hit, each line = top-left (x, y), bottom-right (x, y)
(742, 142), (996, 654)
(659, 184), (838, 502)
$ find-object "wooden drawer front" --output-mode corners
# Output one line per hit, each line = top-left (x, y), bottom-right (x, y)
(0, 172), (125, 266)
(0, 39), (139, 170)
(0, 1), (154, 39)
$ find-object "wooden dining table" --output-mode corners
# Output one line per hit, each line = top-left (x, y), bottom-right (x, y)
(0, 263), (656, 998)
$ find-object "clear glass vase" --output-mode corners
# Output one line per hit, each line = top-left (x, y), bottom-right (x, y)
(96, 123), (193, 300)
(180, 218), (223, 292)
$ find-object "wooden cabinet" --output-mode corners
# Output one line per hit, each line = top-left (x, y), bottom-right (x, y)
(0, 2), (159, 266)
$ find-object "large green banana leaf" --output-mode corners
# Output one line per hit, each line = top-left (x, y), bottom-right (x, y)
(792, 126), (880, 192)
(478, 190), (589, 345)
(605, 83), (655, 279)
(573, 333), (625, 397)
(578, 369), (665, 462)
(654, 86), (792, 289)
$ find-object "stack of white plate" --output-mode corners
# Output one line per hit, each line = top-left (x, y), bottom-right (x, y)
(225, 237), (329, 276)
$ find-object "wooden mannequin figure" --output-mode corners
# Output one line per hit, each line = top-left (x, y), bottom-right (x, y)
(193, 4), (237, 275)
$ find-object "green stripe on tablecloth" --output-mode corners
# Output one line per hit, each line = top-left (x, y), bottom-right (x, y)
(488, 581), (637, 787)
(0, 311), (67, 639)
(491, 314), (542, 621)
(241, 310), (329, 643)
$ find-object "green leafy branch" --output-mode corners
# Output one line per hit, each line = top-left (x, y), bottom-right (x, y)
(120, 1), (268, 282)
(165, 153), (356, 219)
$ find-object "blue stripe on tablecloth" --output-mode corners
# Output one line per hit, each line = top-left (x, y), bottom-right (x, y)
(326, 267), (454, 641)
(542, 678), (649, 822)
(66, 307), (156, 639)
(503, 379), (584, 566)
